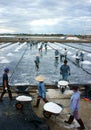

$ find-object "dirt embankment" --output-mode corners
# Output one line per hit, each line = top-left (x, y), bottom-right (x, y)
(0, 36), (91, 43)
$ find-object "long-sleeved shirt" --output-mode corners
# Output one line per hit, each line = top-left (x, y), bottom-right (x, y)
(36, 56), (40, 63)
(55, 50), (59, 57)
(70, 90), (80, 112)
(38, 82), (46, 98)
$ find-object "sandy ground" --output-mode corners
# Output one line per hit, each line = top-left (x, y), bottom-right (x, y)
(0, 88), (91, 130)
(33, 89), (91, 130)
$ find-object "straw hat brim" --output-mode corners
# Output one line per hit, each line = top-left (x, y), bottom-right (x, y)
(35, 75), (45, 82)
(36, 53), (40, 56)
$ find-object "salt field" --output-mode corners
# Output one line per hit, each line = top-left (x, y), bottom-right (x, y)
(0, 41), (91, 130)
(0, 42), (91, 86)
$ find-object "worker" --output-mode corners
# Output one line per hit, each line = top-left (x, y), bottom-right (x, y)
(64, 48), (67, 60)
(60, 60), (70, 81)
(64, 85), (85, 130)
(0, 68), (12, 101)
(79, 51), (84, 61)
(55, 49), (59, 63)
(34, 75), (48, 107)
(34, 54), (40, 71)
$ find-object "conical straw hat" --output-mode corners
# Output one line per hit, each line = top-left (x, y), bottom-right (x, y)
(36, 53), (40, 57)
(35, 75), (45, 82)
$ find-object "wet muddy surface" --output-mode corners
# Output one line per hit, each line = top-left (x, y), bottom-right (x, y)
(0, 42), (91, 130)
(0, 89), (91, 130)
(0, 42), (91, 86)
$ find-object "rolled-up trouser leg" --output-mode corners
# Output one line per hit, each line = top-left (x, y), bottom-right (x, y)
(34, 96), (40, 107)
(64, 115), (74, 124)
(43, 98), (48, 103)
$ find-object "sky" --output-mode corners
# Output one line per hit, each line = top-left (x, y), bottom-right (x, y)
(0, 0), (91, 34)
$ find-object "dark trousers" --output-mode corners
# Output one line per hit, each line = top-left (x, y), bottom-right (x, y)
(0, 87), (12, 99)
(34, 96), (48, 107)
(35, 61), (39, 71)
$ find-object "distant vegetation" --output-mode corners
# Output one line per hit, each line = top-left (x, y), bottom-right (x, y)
(0, 33), (91, 38)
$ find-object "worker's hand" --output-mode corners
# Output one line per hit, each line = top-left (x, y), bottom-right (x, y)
(42, 93), (45, 99)
(60, 72), (62, 75)
(69, 72), (71, 75)
(5, 87), (7, 90)
(70, 110), (74, 116)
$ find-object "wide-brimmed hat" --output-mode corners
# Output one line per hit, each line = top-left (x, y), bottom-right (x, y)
(36, 53), (40, 57)
(35, 75), (45, 82)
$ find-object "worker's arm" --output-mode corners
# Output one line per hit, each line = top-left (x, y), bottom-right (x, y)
(4, 80), (7, 90)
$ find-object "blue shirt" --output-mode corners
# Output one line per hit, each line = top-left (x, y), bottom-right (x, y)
(38, 82), (46, 98)
(3, 73), (8, 87)
(55, 50), (59, 56)
(60, 64), (70, 74)
(80, 52), (84, 58)
(60, 64), (70, 80)
(36, 56), (40, 63)
(70, 91), (80, 112)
